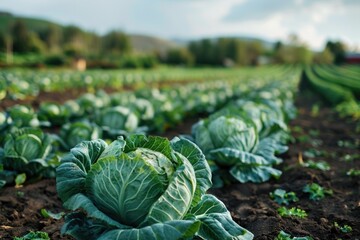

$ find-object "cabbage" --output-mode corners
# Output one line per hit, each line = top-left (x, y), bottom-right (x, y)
(56, 134), (253, 240)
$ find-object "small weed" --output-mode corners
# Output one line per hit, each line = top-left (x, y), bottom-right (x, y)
(311, 104), (320, 117)
(302, 160), (330, 171)
(16, 191), (25, 198)
(310, 139), (323, 147)
(292, 126), (304, 134)
(308, 129), (320, 137)
(341, 154), (360, 162)
(303, 149), (324, 158)
(15, 173), (26, 188)
(270, 189), (299, 205)
(40, 208), (65, 220)
(13, 231), (50, 240)
(337, 140), (358, 149)
(277, 207), (307, 218)
(303, 183), (333, 201)
(334, 222), (352, 233)
(346, 168), (360, 177)
(275, 230), (313, 240)
(297, 135), (310, 143)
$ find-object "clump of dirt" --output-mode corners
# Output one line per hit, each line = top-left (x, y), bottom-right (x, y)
(0, 179), (72, 239)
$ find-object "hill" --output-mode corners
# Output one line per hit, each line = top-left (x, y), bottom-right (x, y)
(130, 34), (179, 54)
(0, 12), (179, 54)
(0, 12), (62, 33)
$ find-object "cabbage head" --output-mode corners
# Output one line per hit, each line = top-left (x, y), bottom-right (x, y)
(96, 106), (140, 138)
(192, 116), (281, 184)
(7, 105), (42, 128)
(38, 102), (71, 126)
(59, 121), (102, 150)
(2, 127), (55, 176)
(56, 134), (253, 240)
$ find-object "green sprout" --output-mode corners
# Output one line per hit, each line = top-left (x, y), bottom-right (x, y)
(15, 173), (26, 188)
(334, 222), (352, 233)
(13, 231), (50, 240)
(270, 189), (299, 205)
(341, 154), (360, 162)
(277, 207), (307, 218)
(347, 169), (360, 177)
(40, 208), (65, 220)
(303, 149), (324, 158)
(302, 160), (330, 171)
(303, 183), (333, 201)
(275, 230), (313, 240)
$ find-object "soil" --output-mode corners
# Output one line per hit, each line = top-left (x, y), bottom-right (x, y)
(0, 87), (121, 111)
(0, 77), (213, 111)
(0, 94), (359, 239)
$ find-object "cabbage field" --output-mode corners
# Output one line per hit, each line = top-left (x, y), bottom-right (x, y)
(0, 66), (359, 239)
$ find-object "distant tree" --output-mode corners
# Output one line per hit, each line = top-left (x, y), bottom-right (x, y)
(10, 20), (46, 54)
(166, 48), (194, 66)
(214, 38), (230, 65)
(246, 41), (263, 65)
(63, 26), (83, 44)
(40, 24), (62, 52)
(293, 45), (313, 65)
(229, 40), (247, 65)
(11, 20), (30, 53)
(325, 41), (346, 65)
(0, 32), (7, 52)
(27, 32), (46, 53)
(313, 48), (334, 64)
(188, 41), (200, 64)
(63, 25), (85, 54)
(102, 31), (131, 55)
(272, 37), (313, 64)
(273, 41), (285, 63)
(87, 33), (102, 56)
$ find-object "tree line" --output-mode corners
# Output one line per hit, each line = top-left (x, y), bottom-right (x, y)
(166, 36), (347, 66)
(0, 19), (349, 68)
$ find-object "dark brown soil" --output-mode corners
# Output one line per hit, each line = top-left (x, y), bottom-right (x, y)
(0, 87), (121, 111)
(0, 77), (215, 111)
(0, 179), (71, 239)
(0, 95), (359, 239)
(209, 98), (360, 239)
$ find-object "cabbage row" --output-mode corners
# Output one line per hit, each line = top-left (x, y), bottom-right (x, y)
(0, 67), (300, 239)
(303, 65), (360, 119)
(191, 78), (299, 186)
(0, 67), (298, 188)
(0, 67), (280, 100)
(0, 76), (254, 188)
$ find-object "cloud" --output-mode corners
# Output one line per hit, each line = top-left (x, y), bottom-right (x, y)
(224, 0), (360, 22)
(221, 0), (360, 49)
(0, 0), (359, 49)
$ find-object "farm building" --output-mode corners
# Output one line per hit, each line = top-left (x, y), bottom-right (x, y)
(345, 53), (360, 64)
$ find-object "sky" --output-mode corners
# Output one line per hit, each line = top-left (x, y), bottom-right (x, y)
(1, 0), (359, 50)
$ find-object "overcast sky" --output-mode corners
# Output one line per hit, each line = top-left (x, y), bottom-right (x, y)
(1, 0), (359, 50)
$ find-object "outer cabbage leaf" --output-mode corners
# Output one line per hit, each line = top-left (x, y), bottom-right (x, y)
(56, 139), (108, 202)
(255, 137), (288, 165)
(171, 137), (212, 207)
(98, 220), (200, 240)
(187, 194), (253, 240)
(211, 148), (282, 183)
